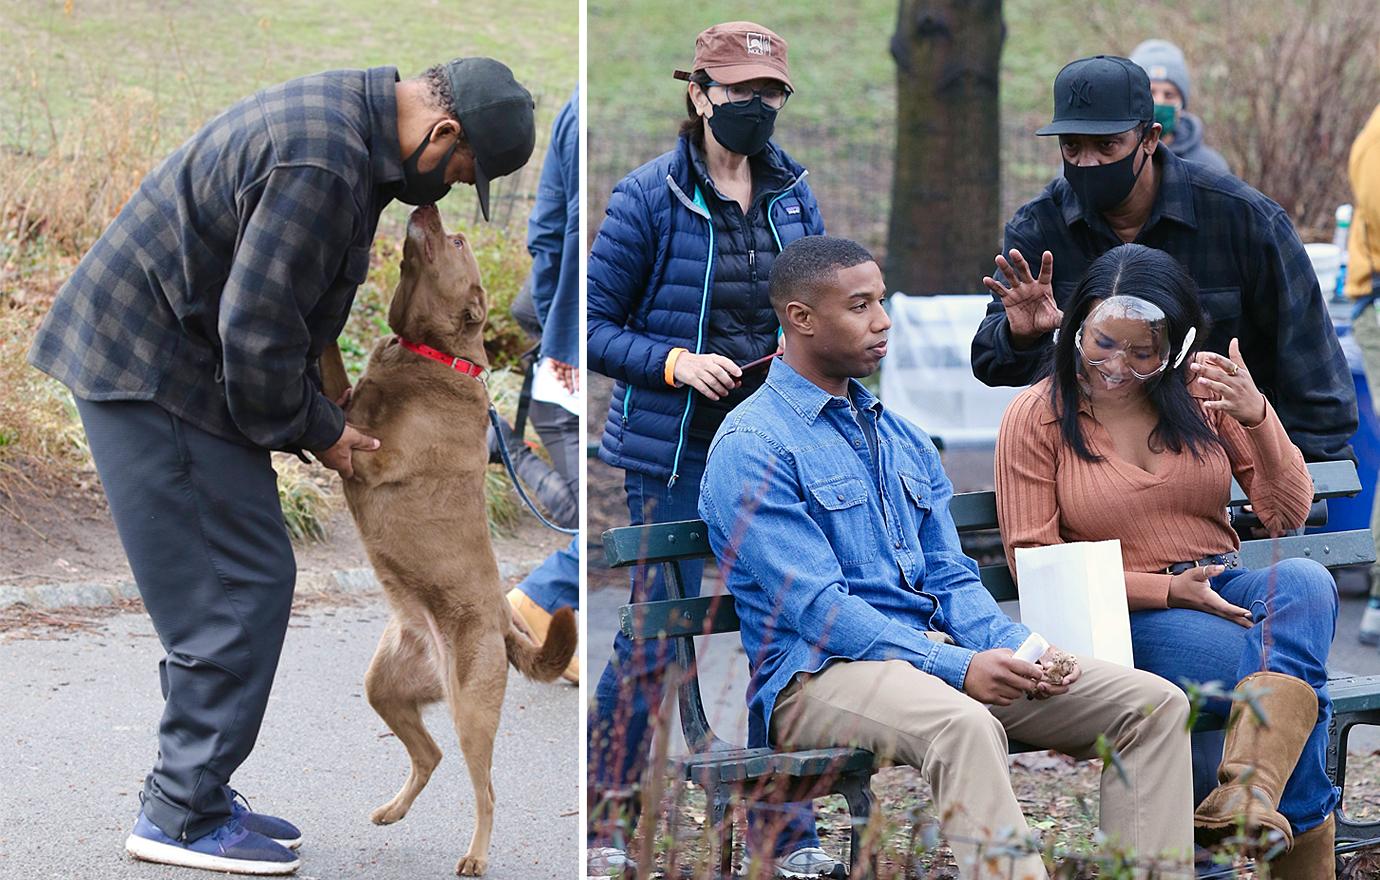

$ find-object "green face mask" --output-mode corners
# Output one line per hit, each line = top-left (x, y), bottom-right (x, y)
(1154, 103), (1179, 137)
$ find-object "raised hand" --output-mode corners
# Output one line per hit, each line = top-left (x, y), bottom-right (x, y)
(982, 249), (1062, 347)
(1190, 338), (1266, 427)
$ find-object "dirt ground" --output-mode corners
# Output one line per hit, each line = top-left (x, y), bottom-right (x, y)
(0, 460), (564, 598)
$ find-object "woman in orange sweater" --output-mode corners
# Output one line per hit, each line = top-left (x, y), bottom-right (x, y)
(995, 244), (1339, 875)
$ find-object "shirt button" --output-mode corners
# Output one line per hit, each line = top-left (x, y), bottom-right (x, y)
(895, 541), (903, 549)
(836, 493), (845, 502)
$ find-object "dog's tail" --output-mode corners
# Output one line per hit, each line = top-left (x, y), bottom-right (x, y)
(505, 607), (577, 682)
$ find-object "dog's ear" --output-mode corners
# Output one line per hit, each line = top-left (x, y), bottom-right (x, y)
(461, 287), (488, 326)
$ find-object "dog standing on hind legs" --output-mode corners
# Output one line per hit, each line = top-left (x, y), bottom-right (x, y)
(320, 203), (577, 875)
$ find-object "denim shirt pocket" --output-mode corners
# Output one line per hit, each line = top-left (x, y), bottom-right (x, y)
(898, 472), (932, 584)
(807, 476), (874, 568)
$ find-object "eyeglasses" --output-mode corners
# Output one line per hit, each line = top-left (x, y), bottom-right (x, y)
(706, 80), (791, 110)
(1075, 325), (1169, 380)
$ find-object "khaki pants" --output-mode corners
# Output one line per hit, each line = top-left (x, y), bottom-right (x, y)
(771, 655), (1194, 879)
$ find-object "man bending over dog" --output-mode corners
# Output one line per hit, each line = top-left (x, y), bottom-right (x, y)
(27, 58), (534, 874)
(697, 235), (1195, 879)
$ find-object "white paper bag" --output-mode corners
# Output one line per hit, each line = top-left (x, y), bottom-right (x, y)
(1013, 540), (1134, 668)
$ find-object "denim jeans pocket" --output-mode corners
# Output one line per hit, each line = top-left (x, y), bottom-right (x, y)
(807, 476), (874, 567)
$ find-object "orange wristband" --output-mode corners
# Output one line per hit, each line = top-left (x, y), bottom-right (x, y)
(665, 347), (687, 387)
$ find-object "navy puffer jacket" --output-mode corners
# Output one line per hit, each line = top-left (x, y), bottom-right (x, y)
(589, 136), (824, 483)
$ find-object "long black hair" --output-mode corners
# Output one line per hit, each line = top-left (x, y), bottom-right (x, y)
(1049, 243), (1222, 461)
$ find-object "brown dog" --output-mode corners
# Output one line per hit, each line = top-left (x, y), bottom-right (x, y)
(319, 204), (576, 876)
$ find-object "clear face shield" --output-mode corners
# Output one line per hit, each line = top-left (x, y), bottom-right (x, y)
(1075, 296), (1195, 388)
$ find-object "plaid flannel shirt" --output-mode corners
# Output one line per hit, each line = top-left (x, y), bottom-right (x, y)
(29, 67), (405, 453)
(971, 147), (1358, 462)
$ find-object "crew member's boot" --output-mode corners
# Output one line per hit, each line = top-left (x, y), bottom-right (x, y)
(507, 587), (579, 683)
(1194, 671), (1318, 851)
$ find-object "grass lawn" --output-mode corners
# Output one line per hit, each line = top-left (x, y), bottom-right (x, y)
(1, 0), (577, 144)
(588, 0), (1168, 138)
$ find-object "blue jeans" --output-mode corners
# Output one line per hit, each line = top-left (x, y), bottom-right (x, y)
(520, 536), (578, 613)
(1129, 559), (1341, 832)
(589, 447), (820, 855)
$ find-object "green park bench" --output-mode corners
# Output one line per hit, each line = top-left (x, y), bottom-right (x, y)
(602, 459), (1380, 879)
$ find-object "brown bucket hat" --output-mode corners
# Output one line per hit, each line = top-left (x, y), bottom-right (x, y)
(673, 21), (792, 89)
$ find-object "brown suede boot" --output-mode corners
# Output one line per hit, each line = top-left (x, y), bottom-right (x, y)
(1194, 671), (1319, 850)
(1265, 814), (1335, 879)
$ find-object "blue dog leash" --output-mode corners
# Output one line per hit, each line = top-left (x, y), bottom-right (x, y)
(487, 404), (579, 535)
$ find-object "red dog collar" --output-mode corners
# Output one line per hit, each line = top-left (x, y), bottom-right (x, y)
(397, 337), (488, 382)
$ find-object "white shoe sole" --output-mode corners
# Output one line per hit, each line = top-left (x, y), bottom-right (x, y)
(126, 834), (300, 874)
(273, 835), (302, 850)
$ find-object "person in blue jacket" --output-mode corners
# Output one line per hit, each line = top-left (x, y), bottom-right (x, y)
(506, 88), (581, 684)
(586, 21), (834, 879)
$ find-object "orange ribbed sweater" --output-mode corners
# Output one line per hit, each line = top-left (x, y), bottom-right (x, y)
(994, 377), (1314, 610)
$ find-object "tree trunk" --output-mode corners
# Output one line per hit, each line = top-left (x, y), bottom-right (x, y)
(886, 0), (1004, 294)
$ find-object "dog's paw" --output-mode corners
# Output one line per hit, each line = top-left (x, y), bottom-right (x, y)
(370, 801), (410, 825)
(455, 853), (488, 875)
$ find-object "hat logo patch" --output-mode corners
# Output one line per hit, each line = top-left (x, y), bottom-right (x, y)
(1067, 77), (1094, 108)
(745, 33), (771, 56)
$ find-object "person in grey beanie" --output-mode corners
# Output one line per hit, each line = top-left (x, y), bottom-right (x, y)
(1130, 39), (1231, 175)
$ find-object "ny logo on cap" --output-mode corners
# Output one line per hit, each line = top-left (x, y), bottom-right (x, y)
(1067, 77), (1094, 108)
(745, 33), (771, 56)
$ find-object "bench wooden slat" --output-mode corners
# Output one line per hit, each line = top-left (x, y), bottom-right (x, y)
(1239, 529), (1376, 569)
(619, 595), (740, 640)
(1329, 674), (1380, 714)
(603, 520), (713, 568)
(602, 462), (1365, 564)
(618, 529), (1377, 640)
(678, 746), (875, 786)
(947, 460), (1362, 532)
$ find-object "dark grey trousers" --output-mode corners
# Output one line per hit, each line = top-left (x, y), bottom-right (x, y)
(76, 398), (295, 842)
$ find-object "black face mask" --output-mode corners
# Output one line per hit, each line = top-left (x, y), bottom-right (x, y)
(396, 123), (460, 206)
(1062, 131), (1151, 215)
(705, 95), (778, 157)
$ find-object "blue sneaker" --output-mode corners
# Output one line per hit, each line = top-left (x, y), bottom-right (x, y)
(125, 810), (300, 875)
(228, 789), (303, 849)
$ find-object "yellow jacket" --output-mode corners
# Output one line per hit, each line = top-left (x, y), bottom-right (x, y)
(1348, 104), (1380, 300)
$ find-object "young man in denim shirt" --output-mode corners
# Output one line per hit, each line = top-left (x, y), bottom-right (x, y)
(698, 235), (1194, 878)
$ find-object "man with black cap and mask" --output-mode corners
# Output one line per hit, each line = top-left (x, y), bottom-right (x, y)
(970, 54), (1356, 465)
(27, 57), (534, 875)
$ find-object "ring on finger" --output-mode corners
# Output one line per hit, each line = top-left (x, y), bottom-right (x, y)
(1227, 362), (1239, 376)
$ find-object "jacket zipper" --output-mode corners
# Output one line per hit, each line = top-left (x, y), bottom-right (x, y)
(668, 185), (715, 487)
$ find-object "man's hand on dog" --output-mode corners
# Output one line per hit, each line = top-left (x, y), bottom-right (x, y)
(314, 423), (380, 479)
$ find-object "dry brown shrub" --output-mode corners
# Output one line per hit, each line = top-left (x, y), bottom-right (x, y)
(1087, 0), (1380, 239)
(0, 87), (166, 492)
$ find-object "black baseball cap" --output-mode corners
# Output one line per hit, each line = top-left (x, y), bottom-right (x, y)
(443, 58), (535, 221)
(1036, 55), (1154, 137)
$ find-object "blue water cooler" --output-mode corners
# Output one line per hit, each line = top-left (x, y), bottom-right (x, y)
(1312, 302), (1380, 534)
